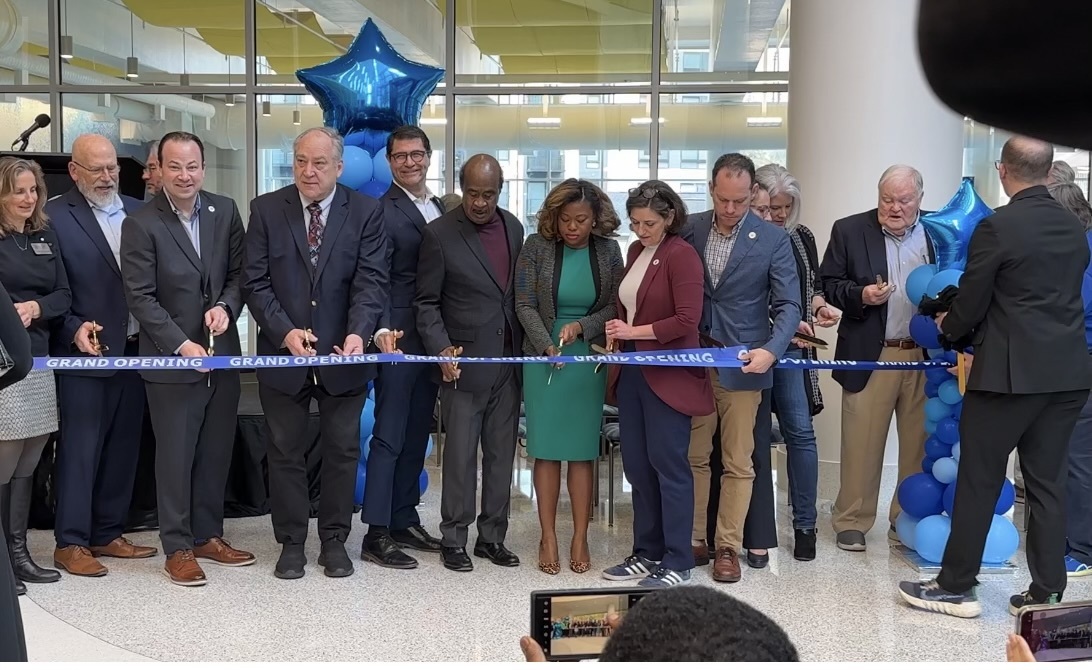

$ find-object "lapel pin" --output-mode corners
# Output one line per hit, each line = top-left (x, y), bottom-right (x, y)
(652, 259), (660, 266)
(748, 231), (756, 239)
(208, 205), (216, 213)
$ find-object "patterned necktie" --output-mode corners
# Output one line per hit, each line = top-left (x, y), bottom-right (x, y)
(306, 202), (323, 268)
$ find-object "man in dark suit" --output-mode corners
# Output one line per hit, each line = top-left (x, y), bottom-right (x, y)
(818, 165), (935, 552)
(47, 133), (157, 578)
(900, 136), (1092, 619)
(121, 131), (254, 587)
(360, 125), (445, 569)
(243, 127), (389, 580)
(415, 153), (523, 572)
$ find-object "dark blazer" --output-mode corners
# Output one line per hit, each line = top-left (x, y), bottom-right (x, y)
(120, 190), (244, 384)
(46, 188), (145, 376)
(682, 210), (801, 392)
(514, 232), (624, 356)
(606, 234), (714, 418)
(0, 280), (31, 391)
(414, 206), (524, 393)
(818, 209), (935, 393)
(243, 184), (389, 396)
(941, 185), (1091, 394)
(376, 182), (444, 355)
(0, 225), (70, 357)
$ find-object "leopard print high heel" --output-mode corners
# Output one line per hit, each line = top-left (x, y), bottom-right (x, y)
(538, 541), (560, 575)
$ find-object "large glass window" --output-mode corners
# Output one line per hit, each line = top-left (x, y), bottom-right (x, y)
(0, 94), (51, 152)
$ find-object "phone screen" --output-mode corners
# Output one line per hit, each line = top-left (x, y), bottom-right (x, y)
(530, 588), (651, 661)
(1017, 602), (1092, 662)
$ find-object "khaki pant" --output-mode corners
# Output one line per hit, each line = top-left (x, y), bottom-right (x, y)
(832, 347), (927, 534)
(688, 370), (762, 550)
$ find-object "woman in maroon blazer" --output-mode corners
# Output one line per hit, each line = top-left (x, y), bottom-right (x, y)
(601, 180), (714, 588)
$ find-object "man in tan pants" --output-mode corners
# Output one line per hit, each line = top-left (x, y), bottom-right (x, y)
(818, 165), (931, 551)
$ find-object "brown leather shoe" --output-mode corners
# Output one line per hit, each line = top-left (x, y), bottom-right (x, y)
(90, 537), (158, 559)
(693, 540), (710, 566)
(164, 550), (206, 586)
(712, 547), (742, 583)
(192, 537), (256, 566)
(54, 546), (108, 577)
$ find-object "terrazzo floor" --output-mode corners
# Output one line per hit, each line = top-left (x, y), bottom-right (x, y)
(19, 453), (1090, 662)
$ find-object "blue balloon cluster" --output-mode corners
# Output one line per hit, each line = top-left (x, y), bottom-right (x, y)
(296, 18), (445, 200)
(354, 393), (434, 507)
(919, 177), (994, 272)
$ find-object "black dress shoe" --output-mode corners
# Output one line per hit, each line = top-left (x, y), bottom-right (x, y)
(474, 542), (520, 567)
(317, 539), (354, 578)
(746, 550), (769, 569)
(391, 524), (443, 553)
(274, 543), (306, 580)
(793, 529), (817, 562)
(361, 534), (418, 569)
(441, 546), (474, 572)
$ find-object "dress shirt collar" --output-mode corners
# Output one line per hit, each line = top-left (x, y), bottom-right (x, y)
(395, 181), (435, 206)
(881, 216), (920, 240)
(165, 191), (202, 222)
(87, 192), (124, 216)
(301, 188), (336, 215)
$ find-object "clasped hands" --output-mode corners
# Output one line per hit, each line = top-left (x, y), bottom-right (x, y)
(282, 328), (366, 357)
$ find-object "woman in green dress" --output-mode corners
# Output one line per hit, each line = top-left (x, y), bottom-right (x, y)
(515, 179), (624, 575)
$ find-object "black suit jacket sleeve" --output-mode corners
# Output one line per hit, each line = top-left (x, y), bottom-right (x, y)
(215, 199), (245, 321)
(819, 220), (866, 320)
(121, 215), (189, 353)
(348, 203), (389, 341)
(0, 280), (31, 391)
(242, 203), (296, 349)
(414, 224), (450, 355)
(940, 217), (1002, 343)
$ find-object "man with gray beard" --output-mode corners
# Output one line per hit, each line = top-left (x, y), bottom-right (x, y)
(46, 133), (157, 578)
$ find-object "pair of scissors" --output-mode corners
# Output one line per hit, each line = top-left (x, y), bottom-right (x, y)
(591, 339), (617, 374)
(547, 337), (563, 385)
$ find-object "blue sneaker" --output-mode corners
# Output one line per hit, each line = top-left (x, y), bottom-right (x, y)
(602, 555), (657, 581)
(638, 566), (691, 589)
(898, 579), (981, 618)
(1065, 555), (1092, 578)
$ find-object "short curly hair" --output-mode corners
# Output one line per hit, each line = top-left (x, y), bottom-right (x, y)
(535, 178), (621, 241)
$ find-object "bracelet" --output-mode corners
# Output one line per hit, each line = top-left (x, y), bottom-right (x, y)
(813, 304), (825, 318)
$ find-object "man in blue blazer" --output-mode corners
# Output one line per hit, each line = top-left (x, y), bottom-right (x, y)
(360, 126), (446, 569)
(47, 134), (158, 578)
(682, 153), (801, 584)
(243, 127), (389, 581)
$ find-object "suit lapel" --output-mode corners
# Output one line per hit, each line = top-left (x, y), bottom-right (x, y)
(282, 188), (312, 271)
(716, 215), (759, 289)
(157, 198), (202, 273)
(692, 212), (714, 291)
(315, 187), (349, 283)
(458, 213), (502, 291)
(67, 190), (121, 277)
(392, 193), (428, 233)
(635, 236), (669, 312)
(865, 217), (888, 283)
(504, 212), (520, 295)
(198, 194), (215, 283)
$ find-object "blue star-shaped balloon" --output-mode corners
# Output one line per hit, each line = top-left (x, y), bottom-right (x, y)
(921, 177), (994, 271)
(296, 18), (445, 138)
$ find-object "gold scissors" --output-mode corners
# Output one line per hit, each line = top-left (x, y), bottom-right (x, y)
(89, 321), (107, 354)
(304, 328), (318, 385)
(591, 339), (616, 374)
(207, 330), (215, 387)
(451, 346), (462, 389)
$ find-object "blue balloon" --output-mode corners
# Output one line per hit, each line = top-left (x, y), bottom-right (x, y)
(359, 434), (373, 462)
(419, 468), (429, 496)
(425, 436), (434, 459)
(924, 417), (938, 435)
(915, 514), (952, 563)
(926, 366), (952, 384)
(926, 269), (964, 299)
(942, 482), (957, 516)
(905, 264), (938, 306)
(346, 128), (391, 155)
(951, 441), (961, 462)
(982, 515), (1020, 564)
(895, 512), (921, 550)
(372, 152), (393, 184)
(339, 145), (373, 190)
(925, 379), (942, 399)
(898, 472), (946, 519)
(925, 397), (952, 422)
(926, 348), (946, 359)
(354, 460), (367, 507)
(950, 402), (963, 419)
(935, 417), (960, 445)
(358, 180), (390, 199)
(296, 19), (444, 138)
(943, 350), (958, 364)
(360, 397), (377, 447)
(938, 378), (963, 405)
(995, 479), (1016, 515)
(920, 177), (995, 271)
(910, 314), (942, 349)
(932, 456), (958, 485)
(922, 455), (938, 473)
(925, 436), (951, 459)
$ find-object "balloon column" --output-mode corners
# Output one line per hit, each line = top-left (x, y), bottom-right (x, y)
(296, 18), (444, 199)
(894, 180), (1018, 565)
(354, 387), (434, 507)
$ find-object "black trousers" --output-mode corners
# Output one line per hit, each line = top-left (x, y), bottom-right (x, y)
(260, 373), (367, 546)
(145, 371), (240, 555)
(938, 388), (1088, 599)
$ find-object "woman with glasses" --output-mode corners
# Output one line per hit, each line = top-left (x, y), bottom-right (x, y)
(515, 179), (624, 575)
(753, 164), (840, 561)
(0, 157), (69, 595)
(601, 180), (713, 589)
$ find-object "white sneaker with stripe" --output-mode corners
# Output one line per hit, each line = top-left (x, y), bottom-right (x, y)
(638, 567), (691, 589)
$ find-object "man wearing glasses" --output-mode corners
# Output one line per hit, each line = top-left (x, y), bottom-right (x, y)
(47, 133), (157, 578)
(360, 125), (446, 569)
(142, 140), (162, 199)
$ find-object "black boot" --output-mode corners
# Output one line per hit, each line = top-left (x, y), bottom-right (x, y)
(0, 483), (26, 595)
(7, 477), (60, 584)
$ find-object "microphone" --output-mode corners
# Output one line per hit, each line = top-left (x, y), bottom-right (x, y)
(11, 114), (50, 151)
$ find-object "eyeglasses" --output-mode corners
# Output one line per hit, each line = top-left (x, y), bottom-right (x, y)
(994, 160), (1003, 171)
(72, 161), (120, 176)
(628, 187), (658, 199)
(389, 150), (430, 164)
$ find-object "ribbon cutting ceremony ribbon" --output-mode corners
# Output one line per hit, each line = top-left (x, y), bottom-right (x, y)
(31, 346), (954, 372)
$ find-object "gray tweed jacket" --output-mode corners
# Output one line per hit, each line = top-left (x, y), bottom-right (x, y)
(514, 232), (624, 356)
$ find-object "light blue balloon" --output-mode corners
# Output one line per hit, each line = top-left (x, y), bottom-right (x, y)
(925, 418), (938, 435)
(372, 151), (393, 184)
(925, 397), (952, 423)
(340, 145), (373, 189)
(920, 177), (994, 272)
(424, 435), (434, 459)
(951, 441), (961, 462)
(932, 456), (958, 485)
(419, 468), (429, 496)
(982, 515), (1020, 564)
(938, 378), (963, 405)
(926, 269), (964, 298)
(927, 348), (946, 359)
(895, 512), (920, 551)
(905, 264), (938, 306)
(914, 514), (952, 563)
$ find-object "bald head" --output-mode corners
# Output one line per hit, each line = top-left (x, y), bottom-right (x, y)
(459, 153), (504, 225)
(1000, 136), (1054, 185)
(68, 134), (119, 208)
